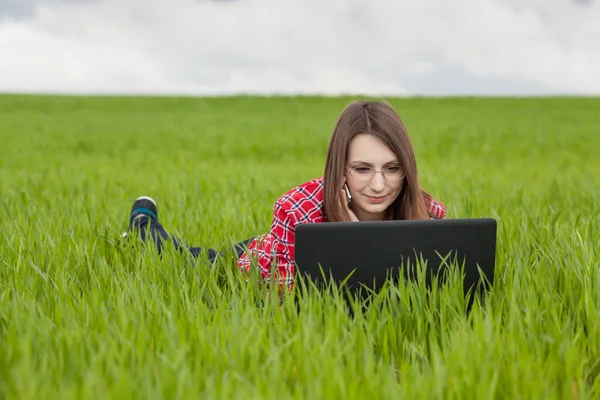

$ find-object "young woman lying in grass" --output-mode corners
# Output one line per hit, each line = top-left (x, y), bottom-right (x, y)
(124, 99), (446, 288)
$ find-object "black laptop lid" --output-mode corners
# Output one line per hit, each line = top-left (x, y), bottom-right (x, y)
(293, 218), (497, 294)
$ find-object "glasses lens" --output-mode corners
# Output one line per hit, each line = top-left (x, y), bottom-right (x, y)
(349, 167), (405, 181)
(384, 168), (405, 181)
(351, 167), (374, 180)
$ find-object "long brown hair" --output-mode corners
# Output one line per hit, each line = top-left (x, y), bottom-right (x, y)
(323, 100), (430, 222)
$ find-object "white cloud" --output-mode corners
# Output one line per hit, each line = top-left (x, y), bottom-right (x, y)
(0, 0), (598, 95)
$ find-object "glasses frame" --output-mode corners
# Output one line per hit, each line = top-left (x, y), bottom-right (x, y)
(345, 167), (407, 182)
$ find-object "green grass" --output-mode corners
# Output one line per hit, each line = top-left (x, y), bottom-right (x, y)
(0, 94), (599, 399)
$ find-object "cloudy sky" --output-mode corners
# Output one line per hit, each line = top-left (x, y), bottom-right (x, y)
(0, 0), (598, 96)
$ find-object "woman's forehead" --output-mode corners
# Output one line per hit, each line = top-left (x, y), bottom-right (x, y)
(347, 134), (398, 164)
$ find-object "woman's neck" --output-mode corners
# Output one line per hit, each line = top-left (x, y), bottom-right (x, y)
(352, 207), (387, 222)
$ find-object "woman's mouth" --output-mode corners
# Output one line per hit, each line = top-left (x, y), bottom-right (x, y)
(365, 195), (387, 204)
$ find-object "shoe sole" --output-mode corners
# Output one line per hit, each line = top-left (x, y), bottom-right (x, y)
(135, 196), (156, 206)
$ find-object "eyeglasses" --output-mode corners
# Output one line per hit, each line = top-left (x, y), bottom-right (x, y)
(345, 166), (406, 181)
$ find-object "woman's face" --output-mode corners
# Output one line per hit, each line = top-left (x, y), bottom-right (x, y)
(344, 134), (405, 221)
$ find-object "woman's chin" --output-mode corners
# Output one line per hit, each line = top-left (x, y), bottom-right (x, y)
(354, 201), (392, 219)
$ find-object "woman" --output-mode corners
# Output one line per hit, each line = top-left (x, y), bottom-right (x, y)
(125, 100), (446, 288)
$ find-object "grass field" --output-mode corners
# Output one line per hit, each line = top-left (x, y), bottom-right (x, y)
(0, 94), (599, 399)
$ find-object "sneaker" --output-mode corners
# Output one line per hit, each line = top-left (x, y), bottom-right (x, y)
(130, 196), (158, 224)
(122, 196), (158, 239)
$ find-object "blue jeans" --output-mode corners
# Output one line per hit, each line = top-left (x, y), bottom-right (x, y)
(131, 216), (254, 262)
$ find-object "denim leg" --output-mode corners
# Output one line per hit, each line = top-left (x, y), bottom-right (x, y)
(232, 237), (256, 259)
(130, 216), (184, 254)
(130, 216), (255, 263)
(195, 238), (256, 262)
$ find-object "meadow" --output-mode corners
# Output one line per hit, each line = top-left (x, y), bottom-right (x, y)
(0, 94), (598, 399)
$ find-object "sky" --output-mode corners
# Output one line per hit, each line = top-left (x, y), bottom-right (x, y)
(0, 0), (598, 96)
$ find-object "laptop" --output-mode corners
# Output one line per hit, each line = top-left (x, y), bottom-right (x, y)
(293, 218), (497, 299)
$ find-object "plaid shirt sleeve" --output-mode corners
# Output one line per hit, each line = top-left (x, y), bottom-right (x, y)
(425, 193), (447, 219)
(237, 199), (297, 287)
(237, 178), (324, 288)
(267, 199), (297, 286)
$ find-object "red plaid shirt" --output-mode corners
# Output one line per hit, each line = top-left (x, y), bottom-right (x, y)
(237, 176), (446, 287)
